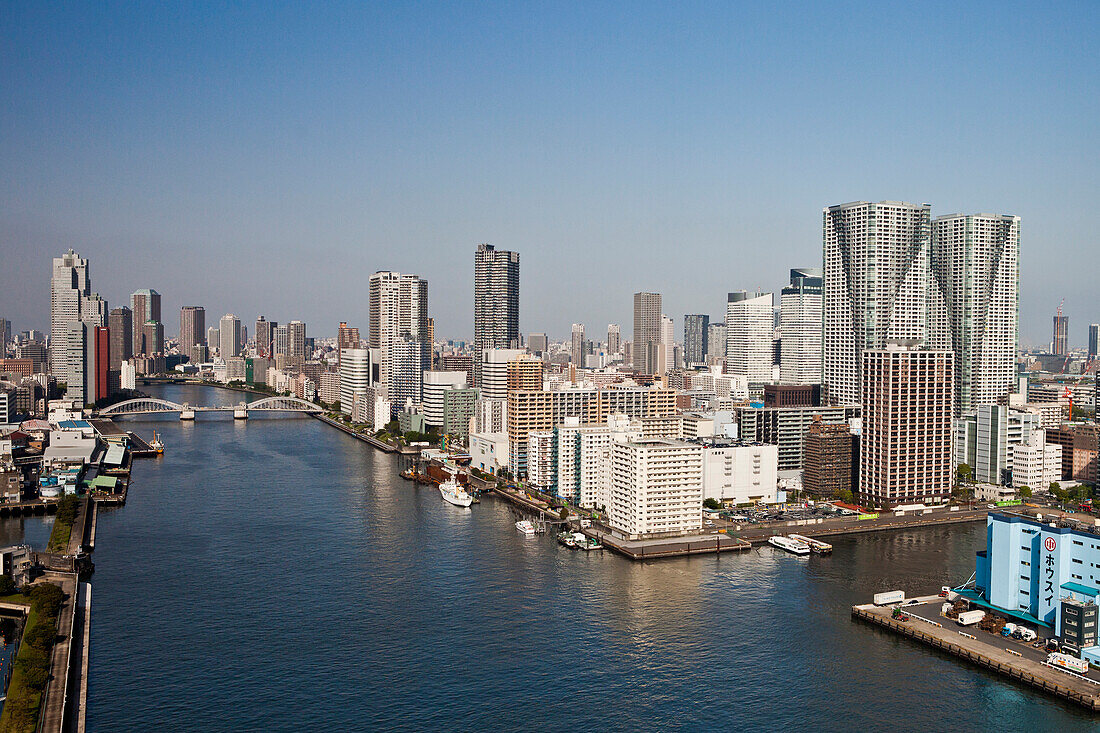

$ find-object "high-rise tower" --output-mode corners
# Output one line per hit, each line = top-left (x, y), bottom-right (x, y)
(130, 289), (161, 356)
(823, 201), (932, 405)
(633, 292), (662, 375)
(369, 271), (428, 395)
(180, 306), (206, 354)
(930, 213), (1019, 414)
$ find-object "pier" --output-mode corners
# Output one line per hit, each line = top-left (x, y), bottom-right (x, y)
(853, 598), (1100, 712)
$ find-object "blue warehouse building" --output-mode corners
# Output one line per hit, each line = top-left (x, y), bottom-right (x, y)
(972, 512), (1100, 664)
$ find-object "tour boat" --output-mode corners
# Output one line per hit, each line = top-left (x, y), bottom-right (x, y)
(150, 430), (164, 455)
(438, 479), (474, 508)
(515, 520), (536, 535)
(768, 535), (811, 555)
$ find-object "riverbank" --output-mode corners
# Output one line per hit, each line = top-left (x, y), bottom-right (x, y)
(312, 414), (420, 454)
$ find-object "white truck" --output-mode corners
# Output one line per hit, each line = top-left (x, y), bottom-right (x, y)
(956, 610), (986, 626)
(1048, 652), (1089, 674)
(874, 590), (905, 606)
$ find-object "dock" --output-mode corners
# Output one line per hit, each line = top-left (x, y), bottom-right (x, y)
(853, 597), (1100, 711)
(587, 528), (752, 560)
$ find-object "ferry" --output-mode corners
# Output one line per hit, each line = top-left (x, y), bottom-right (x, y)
(768, 535), (811, 555)
(515, 520), (536, 535)
(788, 533), (833, 554)
(438, 479), (474, 508)
(150, 430), (164, 455)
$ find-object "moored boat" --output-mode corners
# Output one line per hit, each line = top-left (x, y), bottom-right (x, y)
(768, 535), (811, 555)
(439, 479), (474, 507)
(150, 430), (164, 454)
(515, 520), (536, 535)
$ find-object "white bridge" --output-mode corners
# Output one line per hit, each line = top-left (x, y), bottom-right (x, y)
(97, 396), (322, 419)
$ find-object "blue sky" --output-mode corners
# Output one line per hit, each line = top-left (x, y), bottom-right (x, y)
(2, 1), (1097, 346)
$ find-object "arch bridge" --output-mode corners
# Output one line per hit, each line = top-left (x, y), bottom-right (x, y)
(97, 396), (321, 418)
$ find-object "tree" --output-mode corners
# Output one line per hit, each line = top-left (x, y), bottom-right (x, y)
(0, 574), (15, 596)
(559, 506), (569, 521)
(956, 463), (973, 486)
(703, 498), (722, 511)
(837, 489), (854, 504)
(1019, 486), (1032, 498)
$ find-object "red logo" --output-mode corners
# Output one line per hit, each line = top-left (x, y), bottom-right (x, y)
(1044, 537), (1057, 552)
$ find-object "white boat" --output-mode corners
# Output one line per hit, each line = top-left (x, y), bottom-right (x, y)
(768, 535), (811, 555)
(438, 479), (474, 508)
(515, 520), (536, 535)
(150, 430), (164, 454)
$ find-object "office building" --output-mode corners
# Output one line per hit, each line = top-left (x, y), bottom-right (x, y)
(732, 403), (859, 471)
(273, 325), (288, 357)
(607, 325), (621, 356)
(442, 388), (479, 441)
(477, 348), (528, 401)
(633, 292), (662, 375)
(823, 201), (932, 405)
(725, 291), (773, 385)
(93, 326), (109, 401)
(49, 249), (93, 377)
(339, 348), (372, 416)
(1090, 325), (1099, 360)
(107, 307), (132, 371)
(130, 289), (161, 356)
(661, 315), (675, 371)
(179, 306), (205, 354)
(683, 315), (709, 367)
(1011, 431), (1062, 491)
(571, 324), (585, 366)
(474, 243), (521, 355)
(952, 405), (1038, 485)
(142, 321), (165, 357)
(528, 333), (548, 355)
(219, 314), (242, 358)
(287, 320), (307, 359)
(706, 322), (726, 362)
(608, 438), (703, 539)
(860, 344), (953, 506)
(1053, 311), (1069, 356)
(931, 214), (1020, 414)
(698, 438), (779, 505)
(338, 321), (361, 355)
(369, 271), (428, 394)
(255, 317), (275, 358)
(780, 268), (823, 385)
(973, 511), (1100, 663)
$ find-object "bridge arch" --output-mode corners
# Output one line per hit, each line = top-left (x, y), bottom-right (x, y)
(99, 398), (185, 415)
(247, 396), (322, 412)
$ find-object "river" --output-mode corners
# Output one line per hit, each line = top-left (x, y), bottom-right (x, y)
(32, 384), (1100, 730)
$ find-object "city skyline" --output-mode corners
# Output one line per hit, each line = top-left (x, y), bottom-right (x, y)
(2, 4), (1097, 345)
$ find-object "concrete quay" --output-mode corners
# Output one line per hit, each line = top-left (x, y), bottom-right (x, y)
(588, 528), (752, 560)
(729, 507), (988, 545)
(853, 599), (1100, 712)
(313, 414), (419, 454)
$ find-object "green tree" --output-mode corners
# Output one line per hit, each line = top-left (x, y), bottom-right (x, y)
(837, 489), (854, 504)
(956, 463), (973, 486)
(1019, 486), (1032, 498)
(0, 574), (16, 596)
(23, 624), (55, 651)
(703, 498), (722, 511)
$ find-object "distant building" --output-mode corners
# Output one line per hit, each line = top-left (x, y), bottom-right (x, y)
(255, 316), (276, 358)
(108, 307), (132, 372)
(130, 289), (161, 356)
(179, 306), (205, 354)
(725, 291), (773, 386)
(952, 405), (1038, 485)
(528, 333), (548, 356)
(287, 320), (307, 359)
(1011, 430), (1061, 491)
(339, 348), (372, 416)
(780, 268), (823, 385)
(474, 243), (521, 352)
(683, 315), (709, 367)
(370, 271), (428, 394)
(633, 292), (662, 375)
(1053, 312), (1069, 356)
(219, 314), (242, 358)
(1091, 324), (1099, 360)
(571, 324), (585, 366)
(142, 321), (164, 356)
(606, 324), (621, 356)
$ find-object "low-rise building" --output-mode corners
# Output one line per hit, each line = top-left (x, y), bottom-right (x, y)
(469, 432), (509, 475)
(696, 438), (778, 505)
(1011, 430), (1063, 491)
